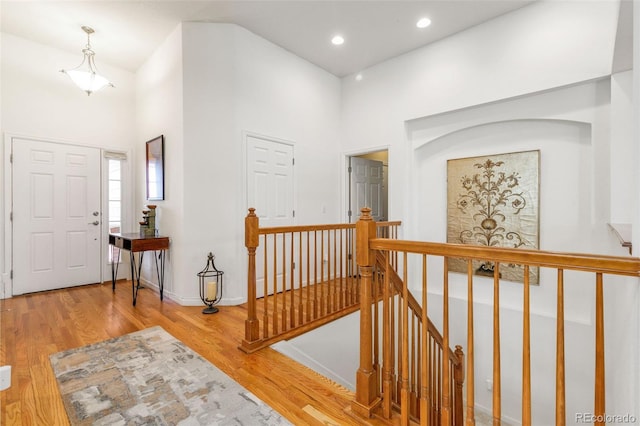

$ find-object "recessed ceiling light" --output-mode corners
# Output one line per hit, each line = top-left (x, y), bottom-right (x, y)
(331, 35), (345, 46)
(416, 18), (432, 29)
(355, 73), (363, 81)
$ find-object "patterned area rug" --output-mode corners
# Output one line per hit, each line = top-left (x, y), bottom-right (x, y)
(50, 326), (291, 425)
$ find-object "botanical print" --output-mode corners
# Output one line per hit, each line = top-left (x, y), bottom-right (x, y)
(447, 150), (540, 284)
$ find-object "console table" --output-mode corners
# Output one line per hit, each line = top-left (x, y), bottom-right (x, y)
(109, 233), (170, 306)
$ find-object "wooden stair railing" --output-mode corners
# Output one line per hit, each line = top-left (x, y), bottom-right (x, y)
(375, 250), (465, 425)
(352, 208), (640, 426)
(352, 208), (464, 425)
(240, 208), (401, 353)
(359, 249), (464, 425)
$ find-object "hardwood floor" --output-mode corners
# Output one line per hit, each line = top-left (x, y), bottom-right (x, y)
(0, 281), (392, 425)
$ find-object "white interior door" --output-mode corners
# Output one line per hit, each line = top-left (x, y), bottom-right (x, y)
(12, 138), (102, 295)
(246, 134), (294, 298)
(349, 156), (384, 222)
(247, 135), (294, 226)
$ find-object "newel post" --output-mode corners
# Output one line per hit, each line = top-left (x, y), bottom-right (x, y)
(352, 207), (382, 417)
(241, 208), (260, 351)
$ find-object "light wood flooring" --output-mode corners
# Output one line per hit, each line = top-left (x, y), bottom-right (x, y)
(0, 281), (390, 425)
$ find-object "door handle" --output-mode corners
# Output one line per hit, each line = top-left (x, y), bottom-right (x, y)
(89, 221), (100, 226)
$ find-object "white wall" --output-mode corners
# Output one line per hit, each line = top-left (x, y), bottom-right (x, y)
(273, 310), (361, 391)
(140, 23), (342, 306)
(341, 0), (620, 223)
(0, 32), (136, 297)
(1, 34), (136, 146)
(610, 71), (634, 223)
(135, 25), (184, 300)
(234, 26), (343, 225)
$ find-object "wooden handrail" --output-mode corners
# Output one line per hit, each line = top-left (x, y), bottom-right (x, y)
(352, 210), (640, 425)
(257, 221), (402, 235)
(240, 208), (401, 353)
(369, 239), (640, 276)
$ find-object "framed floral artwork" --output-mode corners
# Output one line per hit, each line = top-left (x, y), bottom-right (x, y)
(447, 150), (540, 284)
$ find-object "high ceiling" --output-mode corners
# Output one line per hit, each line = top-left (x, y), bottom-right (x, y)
(1, 1), (536, 77)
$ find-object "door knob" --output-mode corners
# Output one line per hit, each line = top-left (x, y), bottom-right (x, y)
(89, 221), (100, 226)
(93, 211), (99, 216)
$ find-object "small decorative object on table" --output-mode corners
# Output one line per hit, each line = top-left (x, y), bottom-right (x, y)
(197, 252), (224, 314)
(139, 205), (157, 237)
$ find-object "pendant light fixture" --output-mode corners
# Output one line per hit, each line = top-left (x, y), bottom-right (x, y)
(60, 26), (114, 96)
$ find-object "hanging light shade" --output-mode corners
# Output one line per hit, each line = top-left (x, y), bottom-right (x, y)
(60, 26), (114, 96)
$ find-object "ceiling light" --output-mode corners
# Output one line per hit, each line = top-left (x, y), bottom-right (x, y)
(416, 18), (432, 29)
(60, 26), (114, 96)
(331, 35), (345, 46)
(355, 73), (363, 81)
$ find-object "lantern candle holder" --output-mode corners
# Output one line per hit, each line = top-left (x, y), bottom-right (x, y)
(197, 252), (224, 314)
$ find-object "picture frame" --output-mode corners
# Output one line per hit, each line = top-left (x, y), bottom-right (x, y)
(146, 135), (165, 201)
(447, 150), (540, 284)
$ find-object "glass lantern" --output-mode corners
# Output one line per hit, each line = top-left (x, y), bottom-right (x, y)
(197, 252), (223, 314)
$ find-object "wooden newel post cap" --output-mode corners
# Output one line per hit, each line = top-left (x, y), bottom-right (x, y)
(356, 207), (376, 266)
(359, 207), (372, 220)
(245, 208), (259, 248)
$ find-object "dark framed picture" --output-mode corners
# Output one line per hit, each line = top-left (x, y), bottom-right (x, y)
(146, 135), (164, 201)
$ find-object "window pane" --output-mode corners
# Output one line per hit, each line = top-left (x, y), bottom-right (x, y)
(109, 201), (121, 222)
(109, 159), (121, 180)
(108, 180), (121, 200)
(107, 158), (123, 264)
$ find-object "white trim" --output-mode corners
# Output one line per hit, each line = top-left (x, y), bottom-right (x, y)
(1, 135), (11, 299)
(142, 275), (244, 307)
(104, 151), (128, 160)
(102, 152), (133, 283)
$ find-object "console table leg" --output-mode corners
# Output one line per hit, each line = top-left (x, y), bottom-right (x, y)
(111, 246), (121, 292)
(130, 251), (137, 306)
(131, 251), (145, 306)
(155, 250), (165, 301)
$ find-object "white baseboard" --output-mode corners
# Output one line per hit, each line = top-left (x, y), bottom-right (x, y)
(271, 340), (355, 391)
(138, 278), (244, 306)
(0, 273), (10, 299)
(473, 403), (520, 426)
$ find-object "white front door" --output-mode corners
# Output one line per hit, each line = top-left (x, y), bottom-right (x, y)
(12, 138), (102, 295)
(349, 156), (384, 222)
(246, 134), (294, 298)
